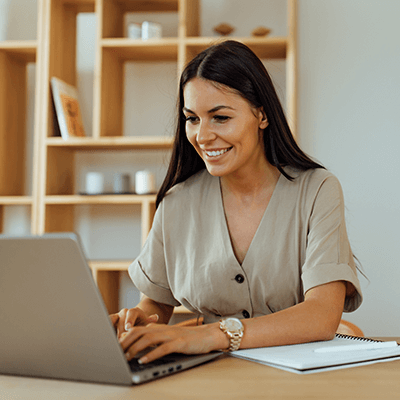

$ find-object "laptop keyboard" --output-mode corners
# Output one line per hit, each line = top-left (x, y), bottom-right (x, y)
(128, 354), (182, 372)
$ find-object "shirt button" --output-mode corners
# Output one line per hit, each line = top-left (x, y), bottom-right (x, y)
(242, 310), (250, 319)
(235, 274), (245, 283)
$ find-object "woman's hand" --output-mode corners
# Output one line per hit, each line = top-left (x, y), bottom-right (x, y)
(110, 307), (159, 339)
(119, 322), (227, 364)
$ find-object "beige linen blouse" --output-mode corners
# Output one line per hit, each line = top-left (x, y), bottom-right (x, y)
(129, 167), (362, 324)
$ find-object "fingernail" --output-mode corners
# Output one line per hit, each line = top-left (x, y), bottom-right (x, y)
(138, 356), (148, 364)
(125, 323), (132, 331)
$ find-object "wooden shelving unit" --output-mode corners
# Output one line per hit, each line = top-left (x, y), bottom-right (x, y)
(2, 0), (297, 314)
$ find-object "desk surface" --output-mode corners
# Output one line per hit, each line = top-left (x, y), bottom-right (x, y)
(2, 338), (400, 400)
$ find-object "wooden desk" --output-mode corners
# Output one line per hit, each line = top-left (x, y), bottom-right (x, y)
(1, 338), (400, 400)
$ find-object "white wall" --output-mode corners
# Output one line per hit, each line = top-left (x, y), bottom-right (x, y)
(298, 0), (400, 336)
(4, 0), (399, 336)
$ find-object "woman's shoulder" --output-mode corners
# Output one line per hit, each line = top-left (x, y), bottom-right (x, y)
(288, 166), (340, 188)
(281, 167), (343, 203)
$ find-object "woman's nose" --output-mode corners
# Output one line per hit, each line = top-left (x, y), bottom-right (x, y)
(196, 122), (217, 144)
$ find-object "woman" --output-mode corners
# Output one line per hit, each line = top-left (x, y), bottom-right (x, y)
(111, 40), (362, 364)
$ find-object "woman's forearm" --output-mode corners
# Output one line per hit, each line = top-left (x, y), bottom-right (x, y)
(238, 281), (346, 349)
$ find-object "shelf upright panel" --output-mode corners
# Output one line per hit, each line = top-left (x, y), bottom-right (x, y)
(286, 0), (298, 137)
(94, 0), (125, 138)
(178, 0), (199, 73)
(0, 40), (38, 233)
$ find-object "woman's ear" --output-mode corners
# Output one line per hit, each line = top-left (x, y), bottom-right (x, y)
(258, 107), (269, 129)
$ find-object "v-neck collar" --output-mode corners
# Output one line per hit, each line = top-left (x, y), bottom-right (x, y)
(216, 172), (284, 268)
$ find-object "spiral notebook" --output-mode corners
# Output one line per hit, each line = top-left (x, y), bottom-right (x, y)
(232, 334), (400, 374)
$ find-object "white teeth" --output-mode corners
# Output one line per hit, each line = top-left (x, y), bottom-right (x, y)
(205, 148), (230, 157)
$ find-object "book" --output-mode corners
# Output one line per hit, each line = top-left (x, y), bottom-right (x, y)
(232, 334), (400, 374)
(50, 77), (86, 139)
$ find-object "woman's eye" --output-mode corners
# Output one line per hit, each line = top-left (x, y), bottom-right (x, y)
(213, 115), (230, 123)
(184, 115), (198, 124)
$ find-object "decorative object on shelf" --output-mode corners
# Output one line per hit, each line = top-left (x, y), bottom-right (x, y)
(0, 0), (11, 41)
(213, 23), (235, 36)
(141, 21), (162, 40)
(51, 77), (86, 139)
(127, 23), (141, 39)
(135, 170), (156, 194)
(251, 26), (272, 37)
(113, 173), (131, 194)
(85, 172), (104, 195)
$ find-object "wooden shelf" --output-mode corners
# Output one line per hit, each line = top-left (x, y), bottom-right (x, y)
(185, 36), (287, 59)
(0, 40), (37, 62)
(45, 194), (156, 205)
(101, 38), (179, 61)
(100, 36), (286, 62)
(0, 196), (33, 206)
(89, 260), (131, 272)
(46, 136), (173, 150)
(44, 194), (156, 205)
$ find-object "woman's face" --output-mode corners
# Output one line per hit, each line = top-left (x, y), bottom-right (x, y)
(183, 78), (269, 179)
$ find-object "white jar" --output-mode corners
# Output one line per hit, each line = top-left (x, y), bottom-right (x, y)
(128, 23), (141, 39)
(85, 172), (104, 195)
(135, 171), (156, 194)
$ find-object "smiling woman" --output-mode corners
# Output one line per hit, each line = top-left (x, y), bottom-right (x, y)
(110, 40), (363, 366)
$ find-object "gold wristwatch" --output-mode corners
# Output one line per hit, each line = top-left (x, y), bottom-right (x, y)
(219, 317), (244, 352)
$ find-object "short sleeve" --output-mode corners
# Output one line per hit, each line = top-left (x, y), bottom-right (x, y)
(128, 201), (181, 307)
(301, 175), (362, 312)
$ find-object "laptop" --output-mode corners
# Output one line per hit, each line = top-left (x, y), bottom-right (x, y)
(0, 233), (221, 385)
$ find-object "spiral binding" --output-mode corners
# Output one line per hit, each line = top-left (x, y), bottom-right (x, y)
(335, 333), (382, 343)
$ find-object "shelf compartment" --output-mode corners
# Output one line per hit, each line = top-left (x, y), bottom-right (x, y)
(101, 38), (179, 61)
(95, 42), (178, 138)
(46, 136), (173, 150)
(0, 42), (36, 197)
(101, 0), (179, 39)
(44, 195), (156, 246)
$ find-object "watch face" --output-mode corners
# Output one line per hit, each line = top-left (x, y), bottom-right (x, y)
(225, 318), (243, 331)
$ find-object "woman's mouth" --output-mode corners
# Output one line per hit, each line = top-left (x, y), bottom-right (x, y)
(205, 147), (232, 157)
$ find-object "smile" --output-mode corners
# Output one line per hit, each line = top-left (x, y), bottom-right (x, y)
(205, 148), (232, 157)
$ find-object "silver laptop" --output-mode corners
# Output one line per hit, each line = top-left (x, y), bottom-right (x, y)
(0, 233), (221, 385)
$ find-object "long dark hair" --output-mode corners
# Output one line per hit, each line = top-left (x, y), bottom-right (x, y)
(156, 40), (323, 208)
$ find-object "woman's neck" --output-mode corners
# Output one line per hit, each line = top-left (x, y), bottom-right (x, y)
(220, 163), (281, 201)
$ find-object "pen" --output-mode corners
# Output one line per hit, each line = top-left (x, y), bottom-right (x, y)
(314, 341), (398, 354)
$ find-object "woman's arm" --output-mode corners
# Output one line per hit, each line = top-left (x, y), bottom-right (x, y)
(119, 280), (346, 363)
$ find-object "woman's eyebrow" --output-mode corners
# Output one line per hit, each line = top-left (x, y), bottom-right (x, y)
(182, 105), (235, 114)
